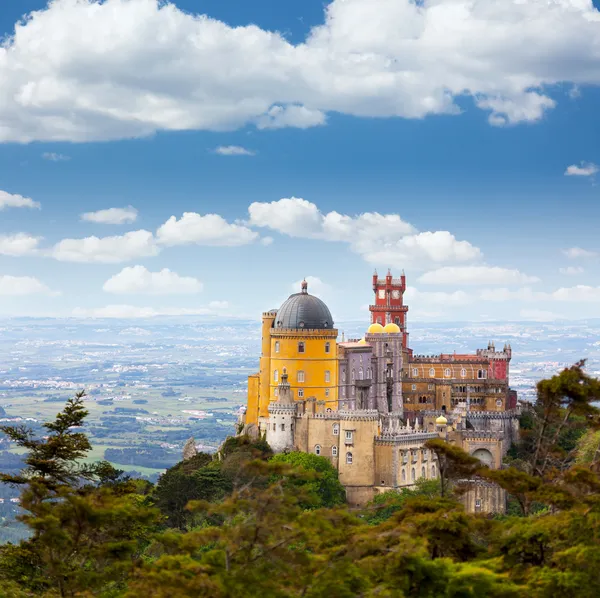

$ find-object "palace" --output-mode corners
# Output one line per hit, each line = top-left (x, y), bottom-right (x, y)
(242, 272), (519, 512)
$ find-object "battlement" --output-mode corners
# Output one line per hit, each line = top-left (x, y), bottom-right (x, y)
(374, 278), (404, 286)
(301, 409), (380, 422)
(462, 430), (504, 440)
(376, 432), (439, 445)
(466, 410), (520, 420)
(270, 328), (338, 338)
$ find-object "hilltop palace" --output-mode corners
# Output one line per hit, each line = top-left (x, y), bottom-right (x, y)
(241, 272), (520, 512)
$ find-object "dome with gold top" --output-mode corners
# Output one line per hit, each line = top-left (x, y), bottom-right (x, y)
(435, 415), (448, 425)
(357, 338), (368, 345)
(383, 322), (401, 333)
(367, 322), (385, 334)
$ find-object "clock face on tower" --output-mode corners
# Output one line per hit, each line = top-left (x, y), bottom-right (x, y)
(378, 289), (385, 299)
(392, 290), (400, 299)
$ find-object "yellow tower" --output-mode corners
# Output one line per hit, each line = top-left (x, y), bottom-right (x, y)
(246, 280), (339, 428)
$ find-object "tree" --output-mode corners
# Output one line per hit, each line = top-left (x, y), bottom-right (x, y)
(269, 451), (346, 509)
(424, 438), (482, 498)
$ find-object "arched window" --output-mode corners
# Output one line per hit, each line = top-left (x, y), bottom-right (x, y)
(421, 466), (426, 478)
(275, 341), (280, 353)
(412, 368), (418, 377)
(351, 370), (355, 382)
(325, 370), (331, 383)
(359, 367), (364, 380)
(444, 368), (451, 377)
(461, 368), (466, 377)
(346, 452), (353, 465)
(342, 370), (346, 383)
(325, 342), (331, 354)
(429, 368), (435, 376)
(274, 369), (279, 382)
(314, 445), (321, 455)
(298, 342), (305, 354)
(272, 423), (276, 431)
(333, 424), (339, 435)
(297, 370), (305, 383)
(401, 469), (406, 482)
(332, 446), (338, 457)
(274, 388), (279, 397)
(297, 389), (304, 398)
(411, 468), (415, 481)
(367, 368), (371, 378)
(431, 465), (436, 477)
(477, 369), (487, 379)
(341, 387), (345, 397)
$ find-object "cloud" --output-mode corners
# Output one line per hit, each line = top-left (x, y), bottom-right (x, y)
(0, 233), (42, 256)
(291, 276), (331, 298)
(214, 145), (255, 156)
(81, 206), (138, 225)
(418, 266), (539, 286)
(42, 152), (70, 162)
(2, 0), (600, 142)
(0, 190), (40, 210)
(103, 265), (203, 295)
(51, 230), (158, 263)
(71, 304), (226, 318)
(552, 285), (600, 302)
(0, 275), (57, 296)
(559, 266), (584, 275)
(563, 247), (597, 259)
(260, 236), (274, 246)
(404, 287), (471, 307)
(565, 162), (599, 176)
(208, 300), (230, 309)
(248, 197), (478, 268)
(157, 213), (259, 247)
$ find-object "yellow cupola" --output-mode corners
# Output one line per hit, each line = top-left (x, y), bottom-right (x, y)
(367, 322), (385, 334)
(383, 322), (401, 333)
(435, 415), (448, 426)
(357, 338), (367, 345)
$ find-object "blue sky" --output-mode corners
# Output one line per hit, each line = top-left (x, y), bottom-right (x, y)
(0, 0), (599, 323)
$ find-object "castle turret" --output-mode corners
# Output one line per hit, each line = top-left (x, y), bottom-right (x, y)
(267, 373), (297, 453)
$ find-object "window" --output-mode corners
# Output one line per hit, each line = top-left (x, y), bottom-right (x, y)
(412, 368), (418, 377)
(342, 370), (346, 383)
(325, 370), (331, 383)
(332, 446), (338, 456)
(376, 317), (382, 324)
(421, 466), (426, 478)
(444, 368), (451, 377)
(428, 384), (434, 390)
(475, 499), (482, 509)
(333, 424), (340, 435)
(432, 465), (436, 477)
(394, 317), (400, 325)
(274, 388), (279, 397)
(345, 430), (353, 442)
(351, 370), (355, 382)
(411, 468), (415, 482)
(351, 386), (355, 396)
(496, 399), (502, 407)
(272, 423), (276, 431)
(411, 384), (416, 391)
(297, 389), (304, 398)
(281, 424), (285, 431)
(325, 342), (331, 354)
(402, 469), (406, 482)
(461, 368), (466, 377)
(315, 445), (321, 455)
(274, 369), (279, 382)
(341, 387), (345, 397)
(297, 370), (305, 383)
(275, 341), (280, 354)
(325, 389), (330, 397)
(346, 452), (353, 464)
(429, 368), (435, 376)
(298, 342), (305, 353)
(367, 368), (371, 378)
(478, 369), (487, 379)
(326, 407), (332, 412)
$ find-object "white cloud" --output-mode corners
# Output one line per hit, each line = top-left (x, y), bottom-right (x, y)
(478, 287), (546, 302)
(72, 304), (225, 318)
(42, 152), (70, 161)
(418, 266), (539, 286)
(248, 197), (478, 268)
(0, 190), (40, 210)
(208, 300), (230, 310)
(552, 285), (600, 302)
(2, 0), (600, 142)
(260, 236), (274, 246)
(565, 162), (599, 176)
(103, 265), (203, 295)
(563, 247), (597, 259)
(559, 266), (584, 275)
(81, 206), (138, 225)
(0, 275), (56, 296)
(404, 287), (471, 307)
(214, 145), (255, 156)
(51, 230), (158, 263)
(157, 213), (259, 247)
(0, 233), (42, 256)
(291, 276), (331, 298)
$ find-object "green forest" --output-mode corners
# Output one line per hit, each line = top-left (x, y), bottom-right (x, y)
(0, 360), (600, 597)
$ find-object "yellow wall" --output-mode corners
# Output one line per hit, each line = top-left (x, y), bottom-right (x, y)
(269, 329), (338, 411)
(246, 374), (260, 425)
(257, 312), (276, 419)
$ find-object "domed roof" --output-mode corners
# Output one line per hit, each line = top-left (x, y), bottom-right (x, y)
(435, 415), (448, 425)
(367, 322), (385, 334)
(383, 322), (401, 333)
(274, 280), (334, 330)
(357, 338), (367, 345)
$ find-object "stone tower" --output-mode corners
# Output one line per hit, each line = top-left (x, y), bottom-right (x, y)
(266, 372), (297, 453)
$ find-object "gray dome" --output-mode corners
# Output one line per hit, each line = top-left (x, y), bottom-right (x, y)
(275, 280), (334, 330)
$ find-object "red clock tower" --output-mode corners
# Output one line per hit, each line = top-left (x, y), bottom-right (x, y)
(369, 269), (410, 351)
